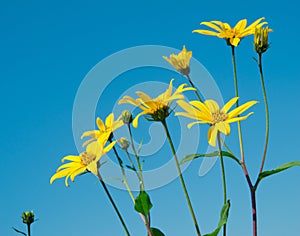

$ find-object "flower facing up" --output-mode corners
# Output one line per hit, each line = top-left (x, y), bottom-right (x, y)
(254, 26), (273, 54)
(50, 137), (116, 187)
(193, 17), (267, 47)
(176, 97), (257, 146)
(81, 113), (123, 147)
(163, 46), (192, 75)
(118, 79), (195, 128)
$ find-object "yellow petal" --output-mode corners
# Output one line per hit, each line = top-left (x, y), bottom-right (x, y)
(105, 113), (114, 128)
(50, 168), (72, 184)
(86, 162), (99, 176)
(204, 100), (220, 113)
(207, 126), (218, 147)
(187, 121), (204, 129)
(226, 112), (254, 123)
(70, 166), (87, 181)
(192, 29), (220, 36)
(136, 91), (152, 102)
(221, 97), (239, 114)
(234, 19), (247, 31)
(86, 141), (102, 156)
(96, 117), (105, 131)
(62, 155), (81, 163)
(227, 101), (257, 119)
(200, 22), (222, 32)
(132, 111), (148, 128)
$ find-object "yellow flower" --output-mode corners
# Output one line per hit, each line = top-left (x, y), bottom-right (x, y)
(81, 113), (123, 147)
(193, 17), (267, 47)
(254, 26), (273, 54)
(175, 97), (257, 146)
(118, 79), (195, 128)
(163, 46), (192, 75)
(50, 139), (116, 187)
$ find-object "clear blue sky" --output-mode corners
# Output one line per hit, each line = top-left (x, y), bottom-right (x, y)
(1, 0), (299, 236)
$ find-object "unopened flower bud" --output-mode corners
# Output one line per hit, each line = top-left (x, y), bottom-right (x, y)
(120, 110), (133, 124)
(254, 26), (272, 54)
(22, 211), (34, 225)
(118, 137), (130, 150)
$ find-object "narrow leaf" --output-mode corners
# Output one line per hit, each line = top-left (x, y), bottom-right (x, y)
(180, 151), (240, 166)
(125, 165), (136, 171)
(150, 227), (165, 236)
(255, 161), (300, 190)
(134, 191), (153, 217)
(204, 200), (230, 236)
(12, 227), (27, 236)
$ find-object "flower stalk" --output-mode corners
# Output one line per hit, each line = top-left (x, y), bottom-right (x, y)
(257, 53), (269, 174)
(217, 132), (227, 236)
(161, 119), (201, 236)
(186, 74), (203, 102)
(96, 172), (131, 236)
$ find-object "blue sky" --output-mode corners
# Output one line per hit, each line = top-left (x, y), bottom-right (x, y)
(1, 0), (300, 236)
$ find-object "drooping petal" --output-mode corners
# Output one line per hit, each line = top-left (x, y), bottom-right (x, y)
(226, 112), (254, 123)
(57, 162), (83, 172)
(207, 125), (218, 147)
(70, 166), (87, 181)
(215, 122), (230, 135)
(50, 168), (72, 184)
(132, 111), (149, 128)
(187, 121), (205, 129)
(86, 162), (99, 176)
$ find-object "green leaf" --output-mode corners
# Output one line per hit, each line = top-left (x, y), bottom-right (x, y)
(150, 227), (165, 236)
(254, 161), (300, 190)
(204, 200), (230, 236)
(134, 191), (153, 217)
(180, 151), (240, 166)
(125, 165), (136, 171)
(12, 227), (27, 236)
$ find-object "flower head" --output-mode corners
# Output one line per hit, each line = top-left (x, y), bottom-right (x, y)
(193, 17), (267, 47)
(254, 26), (273, 54)
(176, 97), (257, 146)
(163, 46), (192, 75)
(118, 137), (130, 150)
(50, 137), (116, 187)
(118, 79), (195, 127)
(22, 211), (35, 225)
(119, 110), (133, 125)
(81, 113), (123, 147)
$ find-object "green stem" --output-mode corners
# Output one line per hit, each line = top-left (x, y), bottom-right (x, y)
(127, 124), (145, 191)
(96, 172), (131, 236)
(231, 45), (245, 162)
(257, 53), (269, 174)
(161, 119), (201, 236)
(186, 74), (203, 102)
(217, 132), (227, 236)
(110, 140), (135, 202)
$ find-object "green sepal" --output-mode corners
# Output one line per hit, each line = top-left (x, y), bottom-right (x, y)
(180, 151), (240, 166)
(204, 200), (230, 236)
(134, 191), (153, 217)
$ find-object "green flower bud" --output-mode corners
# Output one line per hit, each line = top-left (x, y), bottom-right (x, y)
(118, 137), (130, 150)
(22, 211), (34, 225)
(120, 110), (133, 124)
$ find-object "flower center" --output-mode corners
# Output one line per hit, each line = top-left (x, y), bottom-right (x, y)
(211, 111), (227, 124)
(80, 151), (97, 165)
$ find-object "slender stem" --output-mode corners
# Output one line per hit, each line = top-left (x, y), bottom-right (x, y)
(161, 119), (201, 236)
(231, 46), (245, 162)
(110, 142), (135, 202)
(27, 223), (31, 236)
(251, 189), (258, 236)
(231, 46), (257, 236)
(217, 132), (227, 236)
(126, 125), (152, 236)
(127, 124), (145, 191)
(97, 172), (131, 236)
(257, 53), (269, 174)
(186, 74), (203, 102)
